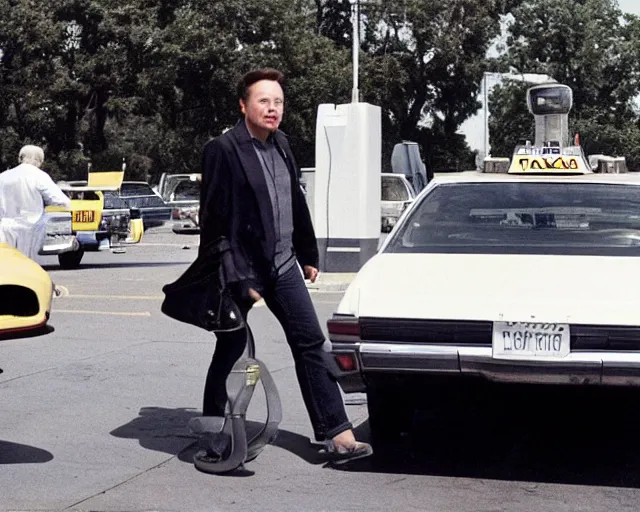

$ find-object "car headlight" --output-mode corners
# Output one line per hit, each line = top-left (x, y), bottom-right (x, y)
(45, 213), (73, 236)
(177, 206), (199, 219)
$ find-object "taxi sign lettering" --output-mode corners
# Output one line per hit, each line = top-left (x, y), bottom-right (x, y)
(73, 210), (95, 223)
(516, 156), (579, 172)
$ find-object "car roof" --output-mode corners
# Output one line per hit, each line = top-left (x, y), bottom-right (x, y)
(431, 170), (640, 186)
(381, 173), (410, 180)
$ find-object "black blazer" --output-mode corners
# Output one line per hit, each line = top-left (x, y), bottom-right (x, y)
(198, 120), (318, 287)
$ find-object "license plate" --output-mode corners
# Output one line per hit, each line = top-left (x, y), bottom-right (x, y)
(73, 210), (95, 223)
(492, 322), (570, 359)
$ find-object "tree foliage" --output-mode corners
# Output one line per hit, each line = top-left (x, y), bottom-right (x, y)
(0, 0), (533, 181)
(488, 0), (640, 169)
(357, 0), (519, 171)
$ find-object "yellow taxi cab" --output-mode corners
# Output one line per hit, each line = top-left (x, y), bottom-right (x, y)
(327, 83), (635, 451)
(41, 171), (144, 269)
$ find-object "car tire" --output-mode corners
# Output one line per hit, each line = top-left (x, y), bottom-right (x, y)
(366, 380), (414, 451)
(58, 249), (84, 270)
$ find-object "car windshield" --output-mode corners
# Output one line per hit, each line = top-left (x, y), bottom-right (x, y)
(120, 183), (155, 197)
(382, 176), (410, 201)
(169, 180), (200, 201)
(385, 182), (640, 256)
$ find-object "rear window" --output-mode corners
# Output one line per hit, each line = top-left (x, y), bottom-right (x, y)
(382, 176), (410, 201)
(385, 182), (640, 256)
(102, 191), (129, 209)
(120, 183), (155, 197)
(171, 180), (200, 201)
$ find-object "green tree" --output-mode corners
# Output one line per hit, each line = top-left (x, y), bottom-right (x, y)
(488, 0), (640, 169)
(487, 79), (532, 158)
(0, 0), (527, 181)
(0, 0), (167, 179)
(358, 0), (520, 171)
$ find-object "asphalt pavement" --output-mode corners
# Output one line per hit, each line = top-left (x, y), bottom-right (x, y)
(2, 227), (640, 511)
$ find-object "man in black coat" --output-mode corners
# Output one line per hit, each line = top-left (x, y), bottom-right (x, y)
(197, 68), (372, 463)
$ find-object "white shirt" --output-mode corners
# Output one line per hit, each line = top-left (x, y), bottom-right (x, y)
(0, 163), (71, 259)
(0, 163), (70, 222)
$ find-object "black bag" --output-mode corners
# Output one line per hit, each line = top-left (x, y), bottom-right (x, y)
(161, 237), (245, 333)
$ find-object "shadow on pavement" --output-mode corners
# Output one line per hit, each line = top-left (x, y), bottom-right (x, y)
(333, 383), (640, 488)
(0, 324), (55, 342)
(110, 406), (328, 469)
(110, 406), (200, 458)
(0, 440), (54, 464)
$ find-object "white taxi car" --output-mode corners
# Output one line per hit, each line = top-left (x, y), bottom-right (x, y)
(328, 162), (640, 446)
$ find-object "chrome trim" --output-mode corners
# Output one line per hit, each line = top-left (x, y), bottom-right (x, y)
(354, 343), (640, 386)
(39, 236), (80, 255)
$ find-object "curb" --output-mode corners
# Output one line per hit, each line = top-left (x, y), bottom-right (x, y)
(304, 272), (357, 292)
(306, 282), (352, 292)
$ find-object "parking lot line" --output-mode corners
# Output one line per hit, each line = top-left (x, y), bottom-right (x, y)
(59, 294), (164, 300)
(54, 294), (338, 307)
(54, 309), (152, 317)
(136, 242), (199, 247)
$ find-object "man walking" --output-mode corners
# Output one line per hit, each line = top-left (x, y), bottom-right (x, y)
(0, 145), (71, 259)
(198, 68), (372, 464)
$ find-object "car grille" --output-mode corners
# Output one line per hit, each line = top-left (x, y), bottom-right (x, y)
(360, 318), (492, 345)
(358, 318), (640, 351)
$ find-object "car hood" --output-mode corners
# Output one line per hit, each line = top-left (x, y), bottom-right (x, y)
(337, 253), (640, 326)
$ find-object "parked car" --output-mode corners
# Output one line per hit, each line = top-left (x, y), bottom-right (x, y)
(41, 171), (144, 269)
(1, 243), (54, 338)
(328, 163), (640, 450)
(119, 181), (173, 229)
(157, 173), (201, 234)
(381, 173), (416, 233)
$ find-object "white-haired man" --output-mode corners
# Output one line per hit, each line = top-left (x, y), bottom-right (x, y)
(0, 145), (71, 259)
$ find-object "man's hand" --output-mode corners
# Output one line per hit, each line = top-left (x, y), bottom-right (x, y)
(303, 265), (319, 283)
(248, 288), (262, 302)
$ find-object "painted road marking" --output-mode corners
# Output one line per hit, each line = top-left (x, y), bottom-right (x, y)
(136, 242), (200, 247)
(54, 309), (151, 317)
(55, 294), (338, 305)
(60, 294), (164, 300)
(53, 285), (69, 298)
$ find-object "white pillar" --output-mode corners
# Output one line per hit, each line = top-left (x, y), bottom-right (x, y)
(314, 102), (381, 272)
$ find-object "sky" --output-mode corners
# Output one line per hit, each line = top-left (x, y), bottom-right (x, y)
(617, 0), (640, 16)
(459, 1), (640, 164)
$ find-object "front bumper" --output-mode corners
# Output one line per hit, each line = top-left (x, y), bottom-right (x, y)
(331, 342), (640, 392)
(140, 207), (173, 226)
(172, 220), (200, 233)
(39, 235), (80, 255)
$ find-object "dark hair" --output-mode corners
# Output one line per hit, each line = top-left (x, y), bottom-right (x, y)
(237, 68), (285, 100)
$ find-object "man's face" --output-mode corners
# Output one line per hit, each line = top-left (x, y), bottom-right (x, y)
(240, 79), (284, 139)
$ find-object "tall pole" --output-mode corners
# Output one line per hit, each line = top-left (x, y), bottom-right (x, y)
(483, 72), (488, 159)
(351, 0), (359, 103)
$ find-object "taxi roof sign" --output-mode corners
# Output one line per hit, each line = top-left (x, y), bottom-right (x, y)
(507, 154), (591, 174)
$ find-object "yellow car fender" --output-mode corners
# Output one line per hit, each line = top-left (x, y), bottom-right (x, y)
(0, 244), (53, 336)
(127, 218), (144, 244)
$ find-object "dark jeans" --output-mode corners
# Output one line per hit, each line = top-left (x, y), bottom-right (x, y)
(202, 264), (353, 441)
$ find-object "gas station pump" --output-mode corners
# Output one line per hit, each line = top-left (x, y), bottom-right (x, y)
(314, 102), (382, 272)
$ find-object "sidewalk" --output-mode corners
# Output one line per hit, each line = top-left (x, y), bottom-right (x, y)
(305, 272), (357, 292)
